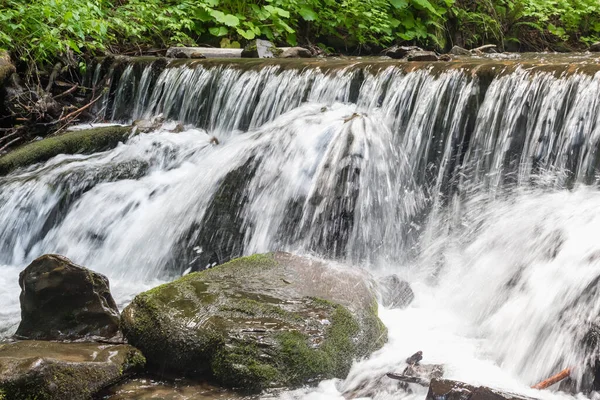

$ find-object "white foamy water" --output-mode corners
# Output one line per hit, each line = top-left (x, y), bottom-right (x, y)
(3, 61), (600, 399)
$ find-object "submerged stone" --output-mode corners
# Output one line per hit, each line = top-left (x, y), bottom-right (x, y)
(98, 376), (241, 400)
(15, 254), (120, 340)
(121, 252), (387, 392)
(0, 340), (145, 400)
(0, 125), (132, 176)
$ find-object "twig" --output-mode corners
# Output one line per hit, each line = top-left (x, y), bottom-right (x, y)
(0, 136), (23, 153)
(45, 62), (62, 93)
(53, 84), (79, 100)
(0, 130), (19, 144)
(55, 94), (102, 125)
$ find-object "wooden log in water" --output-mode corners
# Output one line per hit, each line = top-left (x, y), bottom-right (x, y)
(531, 367), (571, 390)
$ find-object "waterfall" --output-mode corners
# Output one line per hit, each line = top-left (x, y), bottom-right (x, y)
(2, 57), (600, 397)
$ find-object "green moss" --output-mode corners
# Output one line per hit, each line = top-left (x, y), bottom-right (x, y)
(212, 343), (280, 392)
(123, 348), (146, 371)
(0, 126), (133, 176)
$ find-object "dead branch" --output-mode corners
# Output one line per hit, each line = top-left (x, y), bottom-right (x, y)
(45, 62), (62, 93)
(531, 367), (571, 390)
(0, 136), (23, 153)
(55, 94), (102, 125)
(53, 84), (79, 100)
(386, 373), (429, 387)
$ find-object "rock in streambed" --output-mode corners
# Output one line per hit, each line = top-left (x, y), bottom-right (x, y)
(121, 252), (387, 392)
(15, 254), (120, 341)
(0, 340), (145, 400)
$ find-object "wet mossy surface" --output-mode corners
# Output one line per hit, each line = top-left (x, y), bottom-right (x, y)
(0, 125), (133, 176)
(122, 252), (387, 392)
(0, 341), (145, 400)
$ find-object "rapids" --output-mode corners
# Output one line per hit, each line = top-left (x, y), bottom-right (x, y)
(3, 56), (600, 398)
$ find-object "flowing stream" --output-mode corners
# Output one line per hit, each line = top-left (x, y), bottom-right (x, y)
(3, 55), (600, 398)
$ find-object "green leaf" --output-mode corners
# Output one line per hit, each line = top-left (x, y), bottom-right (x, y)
(209, 26), (229, 36)
(390, 0), (408, 9)
(299, 7), (317, 21)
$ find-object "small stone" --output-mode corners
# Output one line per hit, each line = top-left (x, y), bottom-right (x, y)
(15, 254), (120, 340)
(406, 50), (439, 62)
(449, 45), (471, 56)
(280, 47), (312, 58)
(384, 45), (422, 59)
(590, 42), (600, 52)
(189, 51), (206, 59)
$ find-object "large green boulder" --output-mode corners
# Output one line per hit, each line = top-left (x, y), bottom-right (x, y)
(121, 252), (387, 392)
(0, 341), (145, 400)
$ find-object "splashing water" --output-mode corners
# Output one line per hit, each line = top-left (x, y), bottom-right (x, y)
(2, 58), (600, 398)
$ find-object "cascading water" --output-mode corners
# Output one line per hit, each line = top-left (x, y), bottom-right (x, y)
(2, 55), (600, 398)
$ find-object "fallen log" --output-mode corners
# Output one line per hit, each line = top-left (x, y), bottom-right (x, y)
(531, 367), (571, 390)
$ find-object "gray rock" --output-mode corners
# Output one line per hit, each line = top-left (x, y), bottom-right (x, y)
(15, 254), (120, 340)
(280, 47), (312, 58)
(121, 252), (387, 392)
(406, 50), (439, 62)
(426, 379), (537, 400)
(590, 42), (600, 52)
(0, 340), (145, 400)
(378, 275), (414, 309)
(384, 45), (422, 59)
(241, 39), (281, 58)
(450, 45), (471, 56)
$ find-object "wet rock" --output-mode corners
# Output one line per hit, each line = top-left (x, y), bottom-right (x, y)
(0, 340), (145, 400)
(121, 252), (387, 392)
(165, 48), (206, 59)
(241, 39), (281, 58)
(590, 42), (600, 52)
(406, 51), (440, 62)
(0, 125), (133, 176)
(280, 47), (312, 58)
(378, 275), (414, 309)
(15, 254), (120, 340)
(450, 45), (471, 56)
(426, 379), (537, 400)
(384, 45), (422, 59)
(98, 376), (242, 400)
(173, 158), (257, 273)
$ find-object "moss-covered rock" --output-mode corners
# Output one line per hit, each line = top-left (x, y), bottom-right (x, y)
(121, 252), (387, 392)
(16, 254), (121, 340)
(0, 125), (133, 176)
(0, 340), (145, 400)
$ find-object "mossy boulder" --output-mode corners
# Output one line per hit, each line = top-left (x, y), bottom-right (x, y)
(16, 254), (120, 340)
(121, 252), (387, 392)
(0, 125), (132, 176)
(0, 340), (145, 400)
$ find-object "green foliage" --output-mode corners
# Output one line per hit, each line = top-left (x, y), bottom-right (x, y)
(0, 0), (599, 66)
